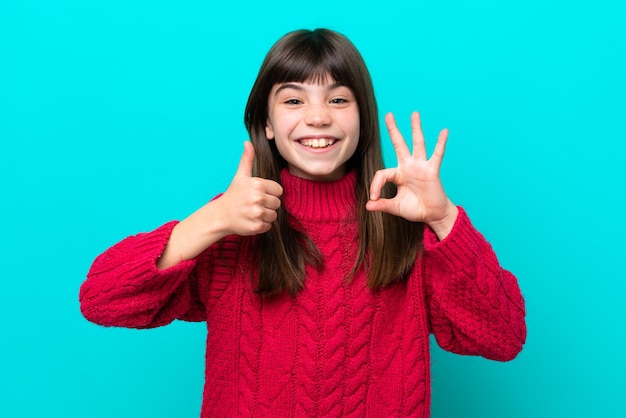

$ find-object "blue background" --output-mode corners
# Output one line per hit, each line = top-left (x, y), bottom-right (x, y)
(1, 0), (624, 417)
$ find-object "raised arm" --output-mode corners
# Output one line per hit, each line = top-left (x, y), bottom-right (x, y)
(79, 142), (282, 328)
(367, 111), (526, 360)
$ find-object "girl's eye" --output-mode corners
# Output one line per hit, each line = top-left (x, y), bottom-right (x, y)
(285, 99), (302, 105)
(330, 98), (348, 104)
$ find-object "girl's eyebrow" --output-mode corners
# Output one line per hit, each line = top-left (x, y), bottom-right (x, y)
(274, 82), (347, 97)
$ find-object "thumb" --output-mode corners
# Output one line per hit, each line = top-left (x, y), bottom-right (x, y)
(235, 141), (255, 177)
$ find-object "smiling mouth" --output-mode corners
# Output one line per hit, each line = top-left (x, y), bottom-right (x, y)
(298, 138), (337, 148)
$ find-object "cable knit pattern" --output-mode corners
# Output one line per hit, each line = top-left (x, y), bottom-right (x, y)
(80, 169), (526, 417)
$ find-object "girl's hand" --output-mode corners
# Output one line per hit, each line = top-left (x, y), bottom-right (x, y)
(366, 112), (458, 239)
(157, 142), (282, 269)
(215, 141), (283, 237)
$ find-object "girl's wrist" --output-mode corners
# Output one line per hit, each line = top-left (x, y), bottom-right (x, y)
(426, 203), (459, 241)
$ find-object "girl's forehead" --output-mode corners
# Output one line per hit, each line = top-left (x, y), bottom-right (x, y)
(278, 72), (336, 86)
(271, 74), (352, 91)
(269, 79), (353, 99)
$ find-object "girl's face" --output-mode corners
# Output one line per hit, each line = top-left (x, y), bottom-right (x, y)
(265, 76), (360, 182)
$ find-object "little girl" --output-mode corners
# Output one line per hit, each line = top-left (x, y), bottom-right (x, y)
(80, 28), (526, 417)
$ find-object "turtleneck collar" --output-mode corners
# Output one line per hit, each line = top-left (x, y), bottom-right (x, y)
(280, 168), (358, 222)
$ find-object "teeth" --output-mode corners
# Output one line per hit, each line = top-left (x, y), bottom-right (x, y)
(299, 138), (336, 148)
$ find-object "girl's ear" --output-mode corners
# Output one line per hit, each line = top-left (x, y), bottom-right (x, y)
(265, 120), (275, 140)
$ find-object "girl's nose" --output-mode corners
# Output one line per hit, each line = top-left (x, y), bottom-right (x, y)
(304, 103), (331, 126)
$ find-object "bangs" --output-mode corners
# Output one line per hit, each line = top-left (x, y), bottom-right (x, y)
(268, 33), (356, 87)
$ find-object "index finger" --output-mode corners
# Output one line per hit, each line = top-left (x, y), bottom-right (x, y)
(262, 179), (284, 197)
(384, 113), (411, 160)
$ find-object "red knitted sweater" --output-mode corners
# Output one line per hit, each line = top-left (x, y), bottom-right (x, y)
(80, 169), (526, 417)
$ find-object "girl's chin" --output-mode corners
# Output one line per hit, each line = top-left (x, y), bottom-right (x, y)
(287, 165), (347, 181)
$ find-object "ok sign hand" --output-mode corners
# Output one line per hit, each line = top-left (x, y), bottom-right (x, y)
(366, 112), (459, 239)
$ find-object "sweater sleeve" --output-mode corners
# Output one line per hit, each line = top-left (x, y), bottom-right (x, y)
(423, 207), (526, 361)
(79, 221), (206, 329)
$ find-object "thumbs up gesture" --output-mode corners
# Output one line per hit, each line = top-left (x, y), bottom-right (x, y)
(156, 142), (283, 269)
(219, 141), (283, 236)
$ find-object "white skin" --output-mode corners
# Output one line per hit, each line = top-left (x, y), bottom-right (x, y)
(157, 77), (458, 270)
(367, 111), (459, 238)
(265, 78), (360, 181)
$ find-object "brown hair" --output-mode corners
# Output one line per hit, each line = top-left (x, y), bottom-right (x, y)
(244, 28), (423, 296)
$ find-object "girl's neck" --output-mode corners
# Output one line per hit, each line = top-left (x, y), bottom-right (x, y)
(280, 168), (358, 221)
